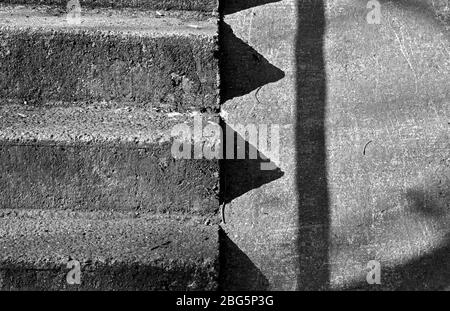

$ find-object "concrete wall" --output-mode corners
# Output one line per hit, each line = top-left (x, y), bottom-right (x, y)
(220, 0), (449, 290)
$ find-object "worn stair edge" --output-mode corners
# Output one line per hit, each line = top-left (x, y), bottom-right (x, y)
(0, 103), (221, 217)
(0, 0), (219, 13)
(0, 6), (219, 111)
(0, 209), (219, 290)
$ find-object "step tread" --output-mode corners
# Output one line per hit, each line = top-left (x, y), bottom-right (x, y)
(0, 209), (217, 264)
(0, 4), (218, 111)
(0, 209), (218, 290)
(0, 103), (218, 145)
(0, 1), (218, 13)
(0, 103), (220, 215)
(0, 5), (217, 36)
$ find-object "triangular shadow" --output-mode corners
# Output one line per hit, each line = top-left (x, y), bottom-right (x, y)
(219, 0), (282, 15)
(218, 228), (270, 290)
(219, 22), (285, 103)
(220, 122), (284, 205)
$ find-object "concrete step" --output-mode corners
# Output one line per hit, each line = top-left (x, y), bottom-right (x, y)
(0, 209), (218, 290)
(0, 5), (219, 111)
(0, 103), (220, 217)
(0, 0), (218, 13)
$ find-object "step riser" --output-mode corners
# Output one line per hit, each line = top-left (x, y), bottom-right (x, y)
(0, 0), (218, 12)
(0, 263), (218, 290)
(0, 143), (219, 215)
(0, 30), (218, 111)
(0, 210), (219, 290)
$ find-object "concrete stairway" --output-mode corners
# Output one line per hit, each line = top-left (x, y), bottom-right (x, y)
(0, 1), (220, 290)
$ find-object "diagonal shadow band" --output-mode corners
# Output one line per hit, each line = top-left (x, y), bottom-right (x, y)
(219, 121), (284, 205)
(219, 21), (285, 104)
(347, 237), (450, 291)
(219, 0), (282, 15)
(347, 183), (450, 290)
(377, 0), (450, 25)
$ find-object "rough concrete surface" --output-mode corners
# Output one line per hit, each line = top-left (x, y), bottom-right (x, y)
(0, 0), (448, 292)
(0, 5), (219, 111)
(0, 103), (220, 217)
(0, 0), (219, 13)
(220, 0), (449, 290)
(0, 209), (218, 290)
